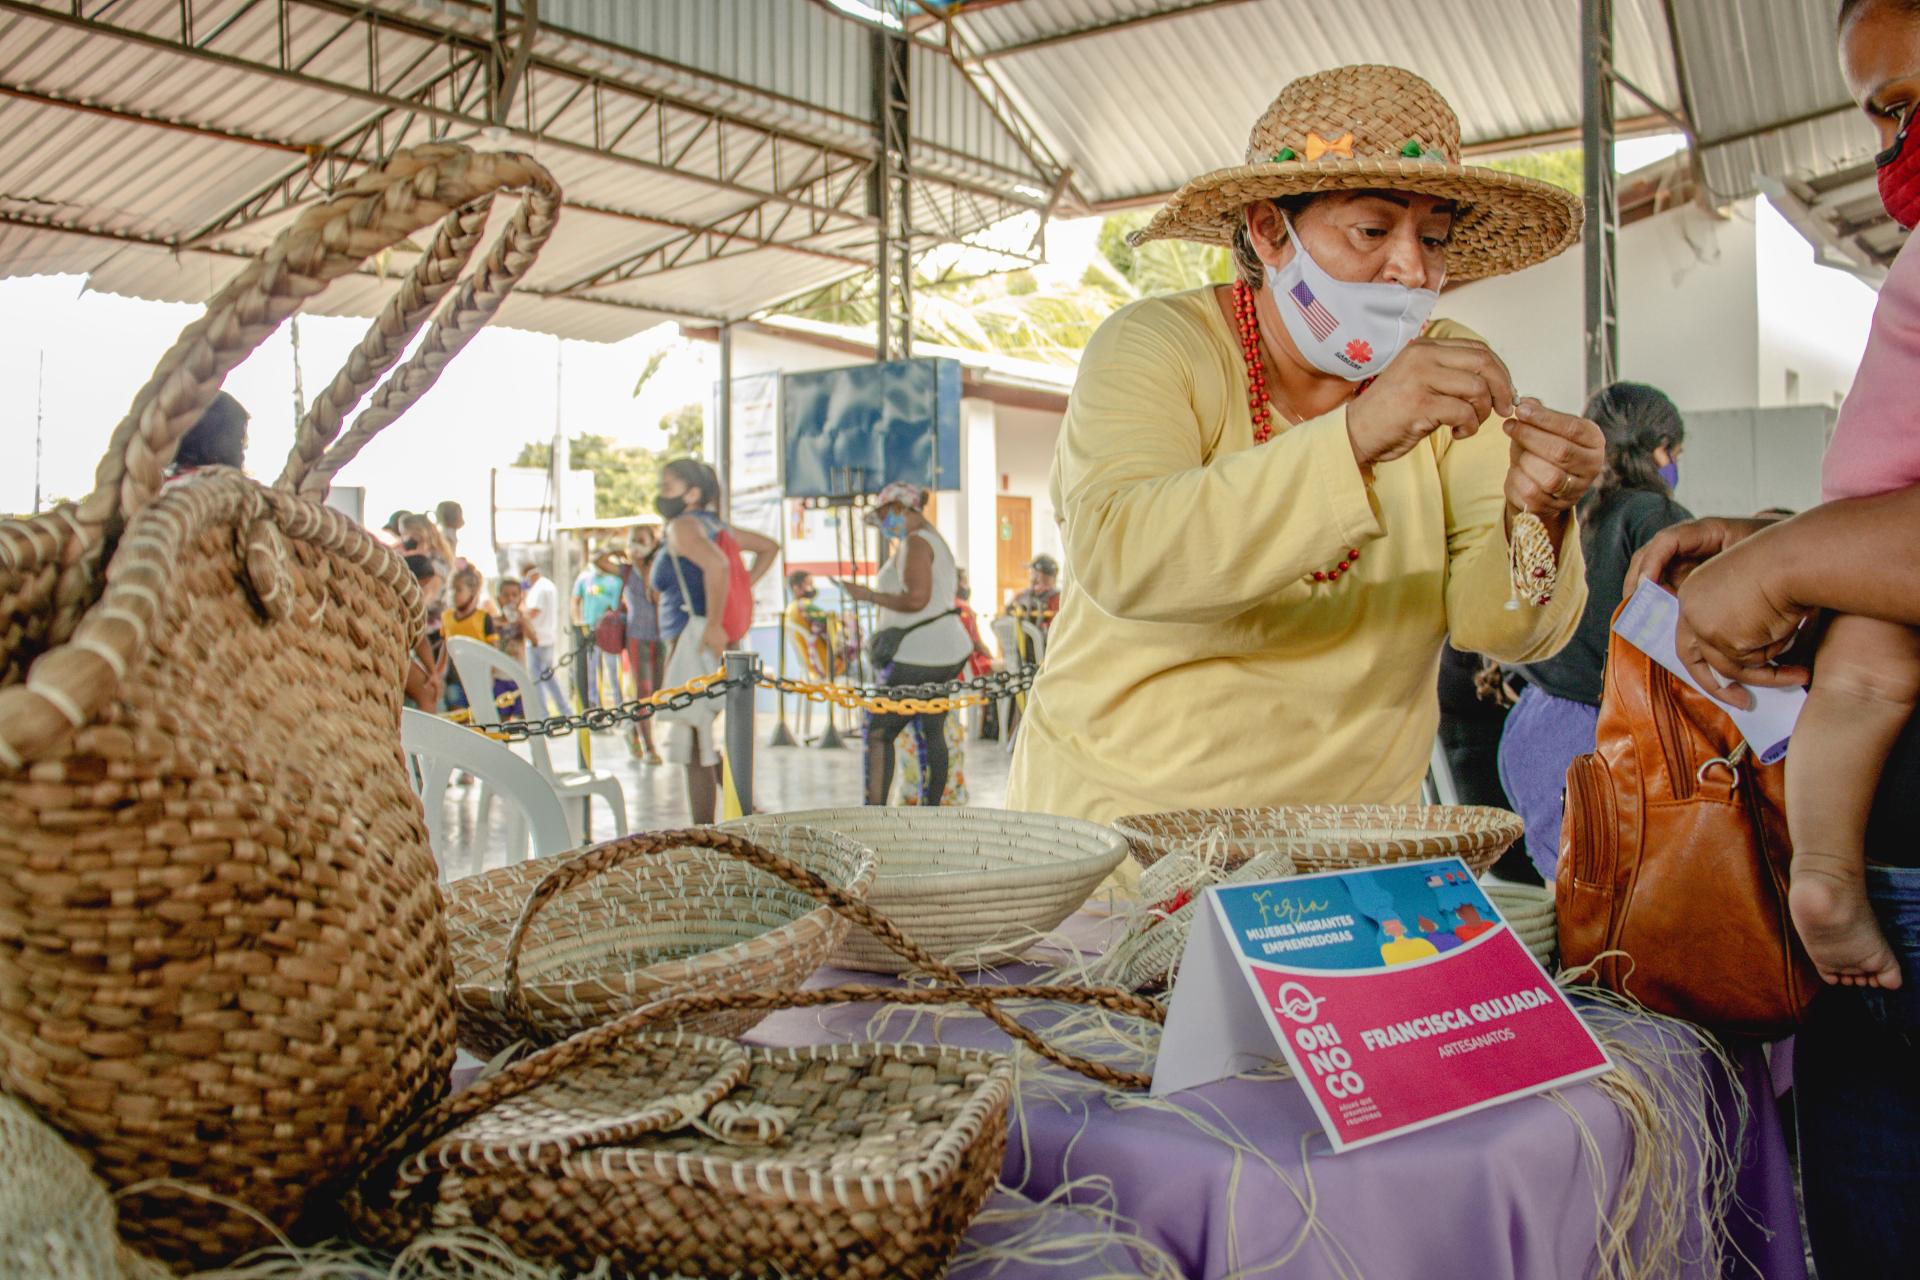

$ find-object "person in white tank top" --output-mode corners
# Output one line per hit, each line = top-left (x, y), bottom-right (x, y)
(834, 482), (973, 804)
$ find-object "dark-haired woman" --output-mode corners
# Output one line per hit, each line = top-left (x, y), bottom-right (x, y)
(1497, 381), (1689, 878)
(649, 458), (776, 822)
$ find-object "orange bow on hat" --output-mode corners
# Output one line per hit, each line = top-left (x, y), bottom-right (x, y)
(1304, 131), (1356, 162)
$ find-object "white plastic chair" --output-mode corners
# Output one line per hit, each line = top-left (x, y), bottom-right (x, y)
(400, 709), (573, 882)
(446, 636), (629, 844)
(1424, 736), (1462, 806)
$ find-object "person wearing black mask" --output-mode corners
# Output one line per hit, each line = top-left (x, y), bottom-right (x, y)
(648, 459), (776, 821)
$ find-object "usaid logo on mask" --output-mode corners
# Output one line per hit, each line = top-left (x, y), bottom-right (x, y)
(1268, 213), (1440, 381)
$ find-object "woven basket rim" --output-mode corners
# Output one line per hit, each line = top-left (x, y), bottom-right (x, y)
(733, 807), (1127, 888)
(447, 827), (876, 1005)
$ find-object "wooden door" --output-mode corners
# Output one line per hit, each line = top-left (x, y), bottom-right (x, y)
(995, 495), (1032, 611)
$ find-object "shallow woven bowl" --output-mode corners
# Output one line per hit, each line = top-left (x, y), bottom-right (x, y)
(729, 809), (1128, 974)
(445, 825), (875, 1055)
(1116, 804), (1527, 878)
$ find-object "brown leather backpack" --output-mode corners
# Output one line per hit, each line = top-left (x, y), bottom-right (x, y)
(1556, 614), (1818, 1037)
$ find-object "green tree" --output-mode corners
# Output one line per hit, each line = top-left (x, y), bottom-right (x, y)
(514, 433), (661, 518)
(660, 403), (704, 456)
(1482, 148), (1583, 195)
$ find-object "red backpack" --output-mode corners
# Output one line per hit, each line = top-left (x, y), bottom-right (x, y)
(713, 528), (754, 645)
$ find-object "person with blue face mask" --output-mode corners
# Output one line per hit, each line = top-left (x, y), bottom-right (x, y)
(1499, 381), (1690, 879)
(1003, 64), (1607, 895)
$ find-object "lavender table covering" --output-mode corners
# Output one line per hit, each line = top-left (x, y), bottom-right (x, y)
(751, 930), (1805, 1280)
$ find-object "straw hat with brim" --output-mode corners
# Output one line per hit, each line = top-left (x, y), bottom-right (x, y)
(1128, 64), (1583, 284)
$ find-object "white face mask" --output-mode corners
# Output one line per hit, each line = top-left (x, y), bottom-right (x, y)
(1265, 213), (1441, 381)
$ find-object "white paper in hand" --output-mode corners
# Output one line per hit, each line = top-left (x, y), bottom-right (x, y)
(1611, 577), (1805, 764)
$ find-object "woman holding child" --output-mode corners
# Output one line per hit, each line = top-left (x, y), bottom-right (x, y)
(1631, 1), (1920, 1270)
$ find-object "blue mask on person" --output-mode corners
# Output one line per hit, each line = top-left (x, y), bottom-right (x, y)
(881, 513), (907, 540)
(1658, 460), (1679, 490)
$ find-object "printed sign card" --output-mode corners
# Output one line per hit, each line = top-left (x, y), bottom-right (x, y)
(1153, 858), (1610, 1151)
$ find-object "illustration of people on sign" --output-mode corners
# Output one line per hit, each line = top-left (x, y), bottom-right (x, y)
(1417, 914), (1464, 953)
(1452, 903), (1498, 943)
(1378, 917), (1440, 965)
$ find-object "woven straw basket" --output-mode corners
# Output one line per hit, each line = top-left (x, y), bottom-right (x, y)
(447, 825), (876, 1056)
(1486, 882), (1559, 969)
(0, 144), (559, 1266)
(1116, 805), (1527, 878)
(1118, 844), (1298, 992)
(351, 829), (1164, 1279)
(728, 808), (1128, 974)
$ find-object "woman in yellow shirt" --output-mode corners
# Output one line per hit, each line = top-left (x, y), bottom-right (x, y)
(1008, 66), (1604, 872)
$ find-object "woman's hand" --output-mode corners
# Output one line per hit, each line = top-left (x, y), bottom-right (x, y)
(1347, 337), (1517, 470)
(834, 578), (871, 604)
(1625, 516), (1777, 593)
(1671, 533), (1813, 709)
(1502, 399), (1605, 517)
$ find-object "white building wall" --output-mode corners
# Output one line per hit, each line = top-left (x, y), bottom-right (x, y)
(994, 404), (1066, 568)
(1753, 197), (1878, 411)
(1439, 200), (1764, 415)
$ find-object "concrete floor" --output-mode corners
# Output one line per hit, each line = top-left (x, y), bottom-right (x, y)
(437, 711), (1012, 875)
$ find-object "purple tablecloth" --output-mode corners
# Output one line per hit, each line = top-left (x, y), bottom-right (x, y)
(750, 920), (1806, 1280)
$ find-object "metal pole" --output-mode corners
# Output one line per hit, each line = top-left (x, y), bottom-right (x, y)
(724, 649), (757, 815)
(32, 350), (44, 514)
(770, 517), (797, 747)
(1581, 0), (1619, 398)
(717, 321), (733, 520)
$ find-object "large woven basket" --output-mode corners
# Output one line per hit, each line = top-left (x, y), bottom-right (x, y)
(0, 144), (559, 1266)
(1115, 805), (1527, 878)
(729, 808), (1128, 974)
(446, 826), (876, 1056)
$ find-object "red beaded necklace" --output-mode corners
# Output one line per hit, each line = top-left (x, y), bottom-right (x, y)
(1230, 279), (1361, 585)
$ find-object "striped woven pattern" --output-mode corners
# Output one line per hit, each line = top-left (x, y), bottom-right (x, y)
(728, 808), (1127, 974)
(1116, 804), (1527, 878)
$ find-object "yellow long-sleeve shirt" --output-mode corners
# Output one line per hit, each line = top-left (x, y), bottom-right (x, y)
(1006, 289), (1585, 881)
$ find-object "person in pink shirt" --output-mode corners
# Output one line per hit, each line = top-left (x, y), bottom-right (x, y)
(1714, 0), (1920, 992)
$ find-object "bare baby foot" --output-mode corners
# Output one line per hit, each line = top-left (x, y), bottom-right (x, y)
(1789, 853), (1904, 989)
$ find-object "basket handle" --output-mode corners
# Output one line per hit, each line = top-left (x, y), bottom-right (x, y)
(360, 975), (1163, 1204)
(272, 202), (492, 496)
(280, 160), (560, 499)
(500, 827), (1163, 1083)
(44, 144), (559, 645)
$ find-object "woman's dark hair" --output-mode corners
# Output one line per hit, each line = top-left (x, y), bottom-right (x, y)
(1231, 194), (1324, 286)
(661, 457), (722, 510)
(172, 391), (249, 471)
(1840, 0), (1920, 31)
(1580, 381), (1686, 536)
(787, 568), (812, 593)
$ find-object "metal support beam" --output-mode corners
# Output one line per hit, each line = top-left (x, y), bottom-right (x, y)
(1581, 0), (1619, 397)
(872, 13), (913, 361)
(718, 322), (734, 519)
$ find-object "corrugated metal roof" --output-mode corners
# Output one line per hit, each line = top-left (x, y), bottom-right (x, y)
(944, 0), (1682, 207)
(0, 0), (1899, 337)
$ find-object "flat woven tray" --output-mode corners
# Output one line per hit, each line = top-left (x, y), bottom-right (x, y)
(360, 1030), (1013, 1279)
(1115, 804), (1527, 878)
(728, 808), (1127, 974)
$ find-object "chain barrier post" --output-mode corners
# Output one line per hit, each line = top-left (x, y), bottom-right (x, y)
(724, 649), (758, 815)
